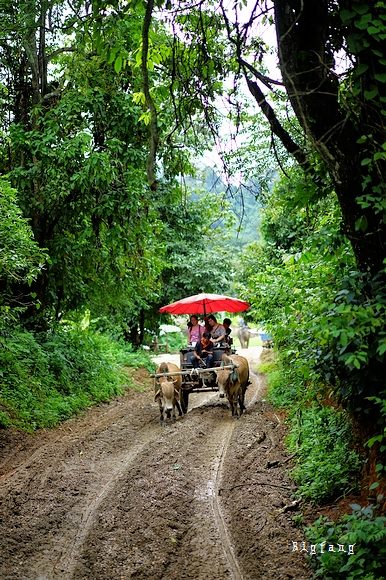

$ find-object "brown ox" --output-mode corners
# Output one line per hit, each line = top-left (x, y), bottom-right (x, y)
(216, 354), (250, 418)
(154, 362), (183, 424)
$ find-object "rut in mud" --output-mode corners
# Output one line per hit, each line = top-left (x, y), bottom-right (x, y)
(0, 347), (310, 579)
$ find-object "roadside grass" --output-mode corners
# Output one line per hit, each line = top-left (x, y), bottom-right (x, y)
(259, 357), (386, 579)
(263, 360), (361, 504)
(0, 326), (155, 431)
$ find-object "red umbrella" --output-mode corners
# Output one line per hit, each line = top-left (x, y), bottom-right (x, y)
(159, 293), (249, 316)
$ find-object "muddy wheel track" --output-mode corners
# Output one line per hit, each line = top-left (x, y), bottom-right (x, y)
(54, 426), (164, 578)
(211, 421), (242, 579)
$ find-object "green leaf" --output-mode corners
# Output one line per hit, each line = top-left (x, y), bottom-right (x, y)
(355, 15), (372, 30)
(340, 9), (355, 23)
(374, 72), (386, 83)
(114, 54), (123, 73)
(364, 87), (379, 99)
(355, 215), (368, 232)
(367, 435), (383, 448)
(355, 63), (369, 75)
(368, 25), (382, 34)
(353, 4), (371, 15)
(376, 340), (386, 356)
(369, 481), (380, 490)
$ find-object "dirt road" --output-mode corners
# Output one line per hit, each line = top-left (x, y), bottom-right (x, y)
(0, 347), (310, 579)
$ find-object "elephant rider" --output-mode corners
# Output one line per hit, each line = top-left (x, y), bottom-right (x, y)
(191, 332), (214, 369)
(206, 314), (227, 346)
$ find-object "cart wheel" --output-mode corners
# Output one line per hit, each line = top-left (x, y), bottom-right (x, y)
(181, 389), (190, 414)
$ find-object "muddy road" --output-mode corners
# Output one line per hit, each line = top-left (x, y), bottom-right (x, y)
(0, 347), (310, 579)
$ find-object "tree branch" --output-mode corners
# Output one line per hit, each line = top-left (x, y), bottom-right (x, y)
(47, 47), (76, 62)
(239, 57), (284, 90)
(245, 77), (309, 169)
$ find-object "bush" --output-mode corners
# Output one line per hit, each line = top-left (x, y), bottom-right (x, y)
(0, 325), (153, 430)
(156, 331), (186, 353)
(0, 178), (47, 287)
(266, 365), (304, 409)
(287, 405), (361, 503)
(305, 503), (386, 579)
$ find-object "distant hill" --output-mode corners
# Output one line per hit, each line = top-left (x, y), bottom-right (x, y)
(185, 167), (263, 249)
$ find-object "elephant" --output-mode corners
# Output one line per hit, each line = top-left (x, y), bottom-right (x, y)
(237, 326), (253, 349)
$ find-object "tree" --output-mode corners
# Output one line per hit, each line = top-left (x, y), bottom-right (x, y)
(0, 0), (207, 327)
(0, 178), (46, 297)
(1, 0), (239, 339)
(137, 0), (385, 281)
(237, 167), (385, 412)
(157, 187), (235, 302)
(270, 0), (385, 279)
(128, 0), (385, 399)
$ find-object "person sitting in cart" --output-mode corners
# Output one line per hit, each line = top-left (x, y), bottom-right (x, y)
(206, 314), (227, 345)
(222, 318), (233, 345)
(187, 315), (204, 346)
(191, 332), (214, 368)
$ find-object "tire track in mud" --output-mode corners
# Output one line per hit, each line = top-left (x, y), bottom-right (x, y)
(208, 365), (269, 580)
(62, 411), (228, 579)
(0, 394), (157, 483)
(0, 391), (163, 580)
(54, 426), (163, 579)
(68, 397), (253, 579)
(211, 421), (243, 579)
(0, 352), (262, 580)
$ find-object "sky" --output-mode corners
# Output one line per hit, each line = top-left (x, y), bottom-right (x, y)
(198, 5), (280, 182)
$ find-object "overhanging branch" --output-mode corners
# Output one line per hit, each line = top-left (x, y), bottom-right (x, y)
(245, 76), (309, 169)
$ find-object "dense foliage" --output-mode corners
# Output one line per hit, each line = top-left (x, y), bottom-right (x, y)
(305, 503), (386, 579)
(238, 166), (385, 419)
(0, 0), (235, 427)
(287, 404), (361, 503)
(0, 0), (236, 334)
(0, 322), (154, 430)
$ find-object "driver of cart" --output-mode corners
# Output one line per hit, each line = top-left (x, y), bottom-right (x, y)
(191, 332), (214, 368)
(206, 314), (227, 345)
(187, 315), (204, 347)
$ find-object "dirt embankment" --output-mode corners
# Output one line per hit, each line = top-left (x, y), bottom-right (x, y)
(0, 347), (310, 579)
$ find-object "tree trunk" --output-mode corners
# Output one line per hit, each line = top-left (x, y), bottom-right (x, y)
(270, 0), (386, 278)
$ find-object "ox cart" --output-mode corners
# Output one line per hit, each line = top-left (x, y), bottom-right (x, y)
(152, 345), (236, 413)
(157, 292), (251, 414)
(178, 345), (236, 411)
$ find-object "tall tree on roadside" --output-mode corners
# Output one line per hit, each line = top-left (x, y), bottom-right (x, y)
(137, 0), (385, 281)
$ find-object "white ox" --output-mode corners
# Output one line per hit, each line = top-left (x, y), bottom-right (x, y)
(154, 362), (183, 424)
(216, 354), (250, 418)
